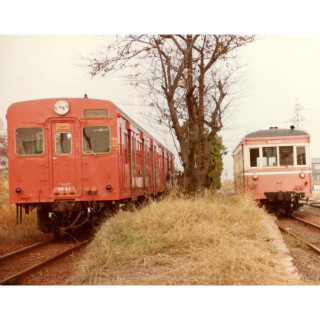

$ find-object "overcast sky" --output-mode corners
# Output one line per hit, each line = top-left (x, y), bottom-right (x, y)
(1, 34), (320, 179)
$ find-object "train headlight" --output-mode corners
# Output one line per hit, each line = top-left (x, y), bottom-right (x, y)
(299, 171), (305, 178)
(16, 187), (22, 193)
(54, 100), (70, 115)
(106, 185), (112, 190)
(252, 174), (259, 180)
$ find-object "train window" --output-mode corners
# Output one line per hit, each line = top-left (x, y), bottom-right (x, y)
(83, 126), (110, 154)
(137, 141), (142, 154)
(249, 148), (260, 167)
(83, 109), (108, 118)
(15, 128), (44, 155)
(262, 147), (277, 167)
(296, 146), (306, 165)
(279, 146), (293, 166)
(55, 132), (72, 155)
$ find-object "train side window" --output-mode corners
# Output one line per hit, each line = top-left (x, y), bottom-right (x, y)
(262, 147), (277, 167)
(55, 132), (72, 155)
(296, 146), (306, 165)
(15, 128), (44, 155)
(137, 141), (142, 154)
(249, 148), (260, 167)
(83, 126), (110, 154)
(279, 146), (294, 166)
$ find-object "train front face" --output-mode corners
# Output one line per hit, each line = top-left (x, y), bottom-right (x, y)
(7, 98), (120, 233)
(242, 128), (312, 213)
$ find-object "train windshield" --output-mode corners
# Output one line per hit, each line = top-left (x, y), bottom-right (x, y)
(279, 146), (294, 166)
(55, 132), (72, 155)
(83, 126), (110, 154)
(15, 128), (44, 155)
(262, 147), (277, 167)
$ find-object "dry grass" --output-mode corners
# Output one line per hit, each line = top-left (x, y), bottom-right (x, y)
(219, 179), (235, 195)
(0, 173), (40, 244)
(69, 192), (301, 285)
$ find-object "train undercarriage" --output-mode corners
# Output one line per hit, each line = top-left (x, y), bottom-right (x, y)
(262, 191), (306, 214)
(16, 196), (151, 237)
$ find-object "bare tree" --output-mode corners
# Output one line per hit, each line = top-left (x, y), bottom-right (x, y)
(88, 34), (255, 193)
(0, 133), (8, 171)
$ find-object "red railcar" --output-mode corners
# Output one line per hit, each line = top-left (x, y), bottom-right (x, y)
(233, 127), (312, 213)
(7, 98), (175, 234)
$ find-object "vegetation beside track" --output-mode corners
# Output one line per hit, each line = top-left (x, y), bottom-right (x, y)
(0, 174), (40, 243)
(69, 192), (301, 285)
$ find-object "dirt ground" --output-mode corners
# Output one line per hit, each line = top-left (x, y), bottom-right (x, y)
(278, 205), (320, 285)
(282, 232), (320, 284)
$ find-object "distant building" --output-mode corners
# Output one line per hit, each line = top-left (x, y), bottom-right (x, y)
(312, 158), (320, 193)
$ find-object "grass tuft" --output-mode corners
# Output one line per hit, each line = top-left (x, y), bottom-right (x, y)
(0, 173), (40, 244)
(69, 191), (301, 285)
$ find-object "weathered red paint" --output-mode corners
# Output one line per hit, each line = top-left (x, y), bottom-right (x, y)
(7, 98), (175, 206)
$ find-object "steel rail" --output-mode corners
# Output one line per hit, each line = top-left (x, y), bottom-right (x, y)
(0, 239), (53, 261)
(291, 215), (320, 230)
(278, 225), (320, 255)
(0, 240), (89, 285)
(308, 203), (320, 209)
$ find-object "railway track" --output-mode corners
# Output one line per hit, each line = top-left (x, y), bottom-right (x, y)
(0, 237), (89, 285)
(299, 199), (320, 209)
(277, 204), (320, 255)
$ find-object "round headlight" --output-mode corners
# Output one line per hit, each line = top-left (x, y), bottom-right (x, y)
(299, 171), (305, 178)
(54, 100), (69, 115)
(252, 174), (259, 180)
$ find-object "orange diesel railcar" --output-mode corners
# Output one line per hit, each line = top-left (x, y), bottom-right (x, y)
(233, 127), (312, 213)
(7, 97), (175, 234)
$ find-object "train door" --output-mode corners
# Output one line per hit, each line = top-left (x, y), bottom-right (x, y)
(130, 131), (137, 201)
(142, 139), (147, 192)
(152, 145), (157, 195)
(48, 120), (80, 197)
(124, 133), (131, 194)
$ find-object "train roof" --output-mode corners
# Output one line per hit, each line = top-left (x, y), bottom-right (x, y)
(244, 127), (309, 138)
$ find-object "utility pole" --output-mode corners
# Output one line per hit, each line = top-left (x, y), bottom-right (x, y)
(290, 100), (305, 128)
(132, 62), (139, 123)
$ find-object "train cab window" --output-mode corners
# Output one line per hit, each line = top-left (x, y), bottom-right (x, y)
(296, 146), (306, 165)
(279, 146), (293, 166)
(262, 147), (277, 167)
(15, 128), (44, 155)
(249, 148), (260, 167)
(83, 126), (110, 154)
(55, 132), (72, 155)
